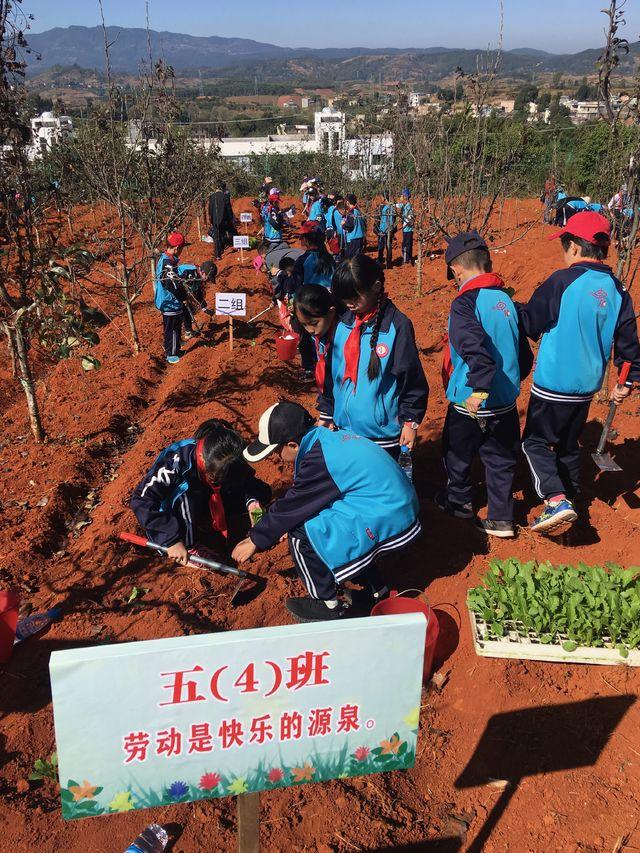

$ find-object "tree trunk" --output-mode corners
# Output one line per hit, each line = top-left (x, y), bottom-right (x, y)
(416, 237), (424, 297)
(123, 281), (141, 355)
(6, 322), (45, 442)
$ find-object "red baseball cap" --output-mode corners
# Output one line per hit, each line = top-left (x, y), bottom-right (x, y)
(167, 231), (190, 248)
(297, 220), (320, 236)
(549, 211), (611, 246)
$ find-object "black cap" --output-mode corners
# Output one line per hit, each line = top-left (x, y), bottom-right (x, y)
(200, 260), (217, 281)
(444, 230), (488, 279)
(244, 401), (315, 462)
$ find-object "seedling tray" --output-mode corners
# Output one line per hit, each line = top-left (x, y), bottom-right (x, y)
(468, 606), (640, 667)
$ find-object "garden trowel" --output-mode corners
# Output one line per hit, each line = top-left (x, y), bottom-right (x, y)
(592, 361), (631, 473)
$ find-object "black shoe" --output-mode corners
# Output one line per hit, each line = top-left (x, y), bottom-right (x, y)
(475, 518), (515, 538)
(434, 491), (473, 519)
(285, 597), (350, 623)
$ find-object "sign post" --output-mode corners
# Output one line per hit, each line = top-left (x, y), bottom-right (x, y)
(215, 292), (247, 351)
(233, 234), (250, 265)
(240, 212), (253, 236)
(49, 615), (426, 847)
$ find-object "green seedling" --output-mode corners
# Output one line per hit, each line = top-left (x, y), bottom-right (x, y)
(249, 507), (265, 525)
(468, 558), (640, 657)
(125, 586), (149, 605)
(29, 752), (58, 783)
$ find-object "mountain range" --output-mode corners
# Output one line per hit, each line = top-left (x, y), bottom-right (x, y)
(24, 26), (640, 81)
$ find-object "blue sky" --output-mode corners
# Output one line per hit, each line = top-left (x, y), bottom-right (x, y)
(24, 0), (640, 54)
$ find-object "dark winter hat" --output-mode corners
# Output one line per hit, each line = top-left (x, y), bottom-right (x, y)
(244, 401), (315, 462)
(200, 260), (218, 281)
(444, 230), (488, 279)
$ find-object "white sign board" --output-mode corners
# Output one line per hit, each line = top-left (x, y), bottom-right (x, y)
(233, 235), (250, 249)
(215, 292), (247, 317)
(50, 615), (426, 819)
(240, 213), (253, 224)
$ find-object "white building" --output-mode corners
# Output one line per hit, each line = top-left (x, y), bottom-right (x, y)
(29, 111), (74, 159)
(409, 92), (427, 108)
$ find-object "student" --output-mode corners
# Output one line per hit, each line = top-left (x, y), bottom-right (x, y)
(342, 194), (366, 258)
(131, 419), (271, 564)
(294, 222), (335, 289)
(232, 401), (421, 622)
(259, 176), (273, 204)
(271, 255), (297, 303)
(256, 238), (304, 274)
(326, 198), (346, 259)
(178, 261), (217, 339)
(398, 188), (414, 265)
(321, 255), (428, 457)
(437, 231), (533, 538)
(374, 194), (397, 269)
(307, 190), (325, 230)
(154, 231), (190, 364)
(519, 211), (640, 535)
(554, 193), (588, 227)
(261, 188), (287, 244)
(294, 285), (338, 393)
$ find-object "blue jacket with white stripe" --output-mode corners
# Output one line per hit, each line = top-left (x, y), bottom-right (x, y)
(249, 427), (420, 572)
(131, 440), (271, 548)
(518, 261), (640, 400)
(318, 301), (428, 443)
(293, 250), (335, 289)
(447, 278), (533, 413)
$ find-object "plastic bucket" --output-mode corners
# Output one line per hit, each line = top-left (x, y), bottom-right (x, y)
(0, 589), (20, 664)
(371, 589), (439, 681)
(275, 332), (299, 362)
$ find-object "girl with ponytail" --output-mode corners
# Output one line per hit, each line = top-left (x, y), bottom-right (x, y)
(325, 255), (428, 458)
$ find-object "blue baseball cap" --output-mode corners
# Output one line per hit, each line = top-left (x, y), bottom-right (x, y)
(401, 188), (411, 198)
(444, 230), (488, 279)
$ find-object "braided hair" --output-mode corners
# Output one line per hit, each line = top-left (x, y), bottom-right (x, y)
(332, 255), (386, 381)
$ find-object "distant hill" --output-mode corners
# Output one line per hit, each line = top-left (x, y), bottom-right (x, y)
(24, 26), (640, 81)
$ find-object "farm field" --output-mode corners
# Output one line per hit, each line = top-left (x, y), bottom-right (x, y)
(1, 197), (640, 852)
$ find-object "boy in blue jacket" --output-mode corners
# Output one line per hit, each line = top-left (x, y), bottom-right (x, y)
(342, 194), (366, 258)
(131, 420), (271, 565)
(375, 193), (397, 269)
(437, 231), (533, 538)
(519, 211), (640, 535)
(154, 231), (190, 364)
(398, 188), (414, 266)
(233, 401), (421, 622)
(261, 188), (288, 244)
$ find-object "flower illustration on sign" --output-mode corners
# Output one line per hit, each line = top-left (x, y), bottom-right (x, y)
(228, 777), (248, 795)
(380, 734), (403, 755)
(354, 746), (370, 762)
(292, 763), (315, 782)
(199, 772), (221, 791)
(108, 790), (136, 812)
(268, 767), (285, 783)
(167, 780), (189, 800)
(68, 780), (98, 802)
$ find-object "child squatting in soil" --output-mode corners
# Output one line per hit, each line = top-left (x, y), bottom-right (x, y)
(232, 401), (421, 622)
(436, 230), (533, 539)
(320, 255), (429, 459)
(130, 420), (271, 566)
(518, 210), (640, 536)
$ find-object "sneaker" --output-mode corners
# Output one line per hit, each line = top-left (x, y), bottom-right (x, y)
(285, 597), (350, 623)
(475, 518), (515, 538)
(434, 491), (473, 519)
(166, 355), (181, 365)
(183, 331), (194, 340)
(530, 499), (577, 536)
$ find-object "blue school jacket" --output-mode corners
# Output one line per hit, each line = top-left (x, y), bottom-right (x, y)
(308, 199), (325, 225)
(249, 427), (420, 572)
(318, 301), (428, 445)
(446, 275), (532, 415)
(344, 208), (365, 242)
(130, 441), (270, 548)
(294, 250), (335, 289)
(519, 261), (640, 401)
(154, 253), (186, 314)
(261, 203), (284, 242)
(377, 203), (396, 235)
(401, 202), (414, 233)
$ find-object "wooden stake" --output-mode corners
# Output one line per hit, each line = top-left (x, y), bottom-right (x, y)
(237, 792), (260, 853)
(197, 215), (202, 240)
(240, 247), (245, 265)
(229, 316), (234, 351)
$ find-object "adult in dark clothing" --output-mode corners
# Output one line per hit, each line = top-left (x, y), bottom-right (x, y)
(206, 182), (232, 260)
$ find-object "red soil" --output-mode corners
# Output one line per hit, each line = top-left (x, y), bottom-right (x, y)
(1, 198), (640, 852)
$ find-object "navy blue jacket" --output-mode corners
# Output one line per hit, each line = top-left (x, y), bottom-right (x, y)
(154, 253), (187, 314)
(447, 278), (533, 414)
(317, 301), (428, 445)
(131, 440), (271, 548)
(293, 250), (335, 289)
(249, 427), (420, 572)
(519, 262), (640, 401)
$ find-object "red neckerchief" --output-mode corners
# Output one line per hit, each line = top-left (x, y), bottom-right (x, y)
(441, 273), (506, 390)
(195, 439), (228, 539)
(342, 303), (382, 389)
(314, 318), (337, 392)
